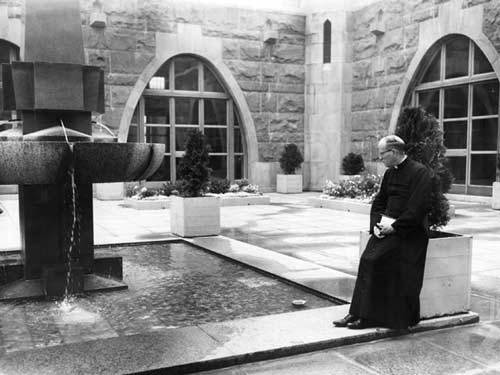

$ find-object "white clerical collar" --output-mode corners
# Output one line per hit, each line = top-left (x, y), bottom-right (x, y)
(394, 155), (407, 169)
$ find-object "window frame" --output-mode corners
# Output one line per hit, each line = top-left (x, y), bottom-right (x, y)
(412, 37), (500, 195)
(130, 56), (247, 182)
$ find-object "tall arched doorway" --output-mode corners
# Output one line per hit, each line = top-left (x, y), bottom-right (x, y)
(409, 35), (499, 196)
(127, 54), (246, 182)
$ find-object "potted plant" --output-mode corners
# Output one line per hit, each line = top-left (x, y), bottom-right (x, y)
(276, 143), (304, 193)
(339, 152), (365, 181)
(359, 107), (473, 319)
(170, 129), (220, 237)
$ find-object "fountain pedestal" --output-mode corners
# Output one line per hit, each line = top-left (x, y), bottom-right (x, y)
(0, 0), (164, 300)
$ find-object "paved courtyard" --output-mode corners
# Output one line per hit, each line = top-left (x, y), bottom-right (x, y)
(0, 192), (499, 374)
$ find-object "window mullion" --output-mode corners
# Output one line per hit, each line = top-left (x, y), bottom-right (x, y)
(170, 97), (176, 182)
(138, 97), (145, 143)
(466, 82), (473, 192)
(227, 100), (234, 181)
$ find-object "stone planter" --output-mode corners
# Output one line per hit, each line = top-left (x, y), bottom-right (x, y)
(170, 195), (220, 237)
(309, 196), (455, 217)
(95, 182), (124, 200)
(276, 174), (302, 193)
(309, 197), (371, 214)
(359, 230), (473, 319)
(492, 182), (500, 210)
(219, 195), (270, 206)
(123, 197), (170, 210)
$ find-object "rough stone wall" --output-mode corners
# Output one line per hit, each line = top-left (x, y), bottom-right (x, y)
(79, 0), (305, 164)
(348, 0), (493, 165)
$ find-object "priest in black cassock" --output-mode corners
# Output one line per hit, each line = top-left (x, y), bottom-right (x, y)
(334, 135), (432, 330)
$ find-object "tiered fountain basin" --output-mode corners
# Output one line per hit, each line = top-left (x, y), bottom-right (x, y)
(0, 141), (165, 185)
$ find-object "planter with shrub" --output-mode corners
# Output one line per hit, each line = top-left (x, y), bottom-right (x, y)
(170, 129), (220, 237)
(276, 143), (304, 193)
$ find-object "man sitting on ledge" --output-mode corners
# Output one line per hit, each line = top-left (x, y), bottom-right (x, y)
(333, 135), (432, 330)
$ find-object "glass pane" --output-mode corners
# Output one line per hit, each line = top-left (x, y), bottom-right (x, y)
(204, 65), (223, 92)
(205, 127), (227, 153)
(175, 98), (199, 124)
(145, 97), (170, 124)
(421, 50), (441, 83)
(471, 118), (498, 151)
(473, 81), (498, 116)
(147, 62), (169, 89)
(444, 85), (468, 118)
(443, 121), (467, 149)
(127, 125), (138, 143)
(174, 56), (198, 91)
(175, 127), (196, 151)
(234, 127), (243, 153)
(148, 156), (170, 181)
(447, 156), (466, 185)
(175, 157), (182, 180)
(470, 154), (496, 185)
(209, 155), (227, 179)
(474, 45), (493, 74)
(205, 99), (227, 125)
(234, 155), (244, 179)
(418, 90), (439, 119)
(234, 109), (240, 126)
(445, 36), (469, 79)
(146, 126), (170, 152)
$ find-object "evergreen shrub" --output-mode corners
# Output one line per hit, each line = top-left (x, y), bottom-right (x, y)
(279, 143), (304, 174)
(395, 106), (453, 229)
(176, 129), (212, 197)
(341, 152), (365, 175)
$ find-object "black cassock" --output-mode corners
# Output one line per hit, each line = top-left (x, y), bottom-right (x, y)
(349, 157), (432, 329)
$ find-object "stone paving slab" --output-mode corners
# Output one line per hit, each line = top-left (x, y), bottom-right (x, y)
(0, 304), (479, 375)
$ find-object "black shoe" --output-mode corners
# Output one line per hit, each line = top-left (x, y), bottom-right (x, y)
(347, 318), (378, 330)
(333, 314), (358, 327)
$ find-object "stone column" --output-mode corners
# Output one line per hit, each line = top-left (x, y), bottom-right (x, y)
(304, 9), (350, 190)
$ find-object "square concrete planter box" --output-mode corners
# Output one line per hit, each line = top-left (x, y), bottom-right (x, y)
(359, 230), (472, 319)
(219, 195), (270, 206)
(123, 197), (170, 210)
(492, 182), (500, 209)
(95, 182), (124, 200)
(309, 196), (455, 217)
(170, 195), (220, 237)
(276, 174), (302, 193)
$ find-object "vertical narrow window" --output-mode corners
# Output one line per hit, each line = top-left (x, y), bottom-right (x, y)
(323, 20), (331, 64)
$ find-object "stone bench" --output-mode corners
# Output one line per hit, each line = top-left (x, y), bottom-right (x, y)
(359, 231), (472, 319)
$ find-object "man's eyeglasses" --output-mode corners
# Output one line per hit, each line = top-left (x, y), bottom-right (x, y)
(379, 149), (393, 158)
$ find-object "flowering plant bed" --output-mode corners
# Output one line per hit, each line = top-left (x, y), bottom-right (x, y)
(207, 192), (270, 206)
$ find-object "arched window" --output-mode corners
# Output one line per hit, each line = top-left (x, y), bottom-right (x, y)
(411, 35), (498, 196)
(0, 40), (19, 126)
(323, 20), (331, 64)
(128, 55), (246, 182)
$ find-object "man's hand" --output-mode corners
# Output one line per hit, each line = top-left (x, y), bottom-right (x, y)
(377, 223), (395, 236)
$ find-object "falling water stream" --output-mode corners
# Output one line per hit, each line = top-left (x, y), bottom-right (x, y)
(58, 120), (79, 309)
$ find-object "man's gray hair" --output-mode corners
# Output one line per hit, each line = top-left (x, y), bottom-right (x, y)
(379, 135), (406, 152)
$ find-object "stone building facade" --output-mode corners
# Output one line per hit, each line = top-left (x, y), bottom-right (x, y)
(1, 0), (500, 196)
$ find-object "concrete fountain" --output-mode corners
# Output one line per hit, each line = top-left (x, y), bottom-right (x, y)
(0, 0), (165, 300)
